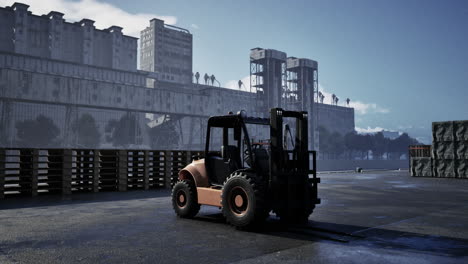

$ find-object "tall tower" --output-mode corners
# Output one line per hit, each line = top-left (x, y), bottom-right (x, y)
(48, 11), (65, 60)
(81, 19), (95, 66)
(12, 2), (29, 54)
(286, 57), (319, 150)
(250, 48), (287, 116)
(140, 19), (193, 84)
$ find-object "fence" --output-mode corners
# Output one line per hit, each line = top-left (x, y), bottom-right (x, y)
(0, 148), (203, 199)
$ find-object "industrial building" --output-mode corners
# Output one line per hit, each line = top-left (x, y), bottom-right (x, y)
(0, 2), (137, 71)
(0, 2), (354, 150)
(140, 18), (192, 84)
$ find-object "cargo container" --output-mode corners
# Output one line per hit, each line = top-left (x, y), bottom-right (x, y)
(433, 159), (456, 178)
(455, 141), (468, 160)
(456, 159), (468, 179)
(432, 121), (454, 142)
(410, 157), (432, 177)
(432, 141), (455, 159)
(454, 120), (468, 142)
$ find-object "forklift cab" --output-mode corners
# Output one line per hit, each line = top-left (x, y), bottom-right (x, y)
(204, 112), (271, 185)
(205, 114), (247, 185)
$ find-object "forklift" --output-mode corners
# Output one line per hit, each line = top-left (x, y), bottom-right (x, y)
(171, 108), (320, 228)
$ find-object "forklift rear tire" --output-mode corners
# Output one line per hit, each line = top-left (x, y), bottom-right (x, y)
(221, 172), (268, 228)
(172, 180), (200, 218)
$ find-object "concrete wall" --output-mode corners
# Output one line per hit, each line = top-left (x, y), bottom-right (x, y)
(0, 52), (258, 149)
(317, 159), (409, 172)
(316, 103), (354, 135)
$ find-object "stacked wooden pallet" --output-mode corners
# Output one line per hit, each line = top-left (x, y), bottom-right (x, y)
(0, 149), (204, 199)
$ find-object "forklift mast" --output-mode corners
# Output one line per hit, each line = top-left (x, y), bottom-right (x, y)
(269, 108), (319, 218)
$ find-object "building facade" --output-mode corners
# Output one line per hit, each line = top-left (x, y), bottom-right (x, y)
(0, 3), (137, 71)
(140, 19), (192, 84)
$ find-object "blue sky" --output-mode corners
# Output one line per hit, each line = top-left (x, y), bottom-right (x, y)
(2, 0), (467, 143)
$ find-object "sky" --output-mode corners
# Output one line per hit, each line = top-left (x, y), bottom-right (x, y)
(1, 0), (467, 143)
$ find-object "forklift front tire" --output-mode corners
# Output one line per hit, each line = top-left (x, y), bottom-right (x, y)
(172, 180), (200, 218)
(221, 172), (268, 228)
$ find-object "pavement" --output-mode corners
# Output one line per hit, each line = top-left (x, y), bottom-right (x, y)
(1, 170), (468, 264)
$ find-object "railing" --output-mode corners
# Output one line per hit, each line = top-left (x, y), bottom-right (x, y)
(0, 148), (204, 199)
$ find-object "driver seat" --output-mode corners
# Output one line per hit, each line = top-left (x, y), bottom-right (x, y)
(222, 145), (242, 171)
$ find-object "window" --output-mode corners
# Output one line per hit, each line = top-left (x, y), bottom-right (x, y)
(209, 127), (223, 152)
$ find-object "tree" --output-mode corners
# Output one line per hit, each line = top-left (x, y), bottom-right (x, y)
(318, 126), (331, 159)
(389, 133), (419, 160)
(344, 132), (357, 159)
(148, 119), (180, 150)
(16, 115), (60, 148)
(371, 132), (388, 160)
(330, 132), (345, 159)
(105, 113), (140, 148)
(72, 113), (101, 148)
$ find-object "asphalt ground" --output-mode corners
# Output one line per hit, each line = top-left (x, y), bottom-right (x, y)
(1, 170), (468, 264)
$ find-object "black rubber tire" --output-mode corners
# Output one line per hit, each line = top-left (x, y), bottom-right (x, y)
(172, 180), (200, 218)
(221, 171), (269, 228)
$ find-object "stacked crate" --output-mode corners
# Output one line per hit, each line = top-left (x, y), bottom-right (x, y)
(169, 151), (189, 186)
(98, 150), (120, 191)
(0, 149), (5, 199)
(410, 145), (432, 177)
(454, 121), (468, 178)
(0, 149), (36, 197)
(72, 149), (99, 193)
(432, 121), (468, 178)
(36, 149), (66, 195)
(432, 122), (456, 177)
(126, 150), (147, 190)
(148, 151), (166, 188)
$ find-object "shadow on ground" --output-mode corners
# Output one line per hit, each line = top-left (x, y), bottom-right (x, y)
(191, 212), (468, 258)
(0, 190), (171, 210)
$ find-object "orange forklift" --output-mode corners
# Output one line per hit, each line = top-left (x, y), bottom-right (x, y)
(171, 108), (320, 228)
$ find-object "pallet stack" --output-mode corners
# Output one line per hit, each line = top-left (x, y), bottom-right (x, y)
(148, 150), (166, 188)
(411, 120), (468, 178)
(0, 149), (36, 197)
(169, 151), (190, 186)
(0, 148), (205, 199)
(126, 150), (147, 190)
(37, 149), (67, 195)
(98, 150), (120, 191)
(72, 149), (99, 193)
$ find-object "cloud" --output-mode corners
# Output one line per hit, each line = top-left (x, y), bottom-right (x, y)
(0, 0), (177, 37)
(319, 84), (390, 115)
(190, 24), (199, 29)
(397, 125), (414, 130)
(349, 101), (390, 115)
(355, 126), (386, 134)
(224, 75), (251, 92)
